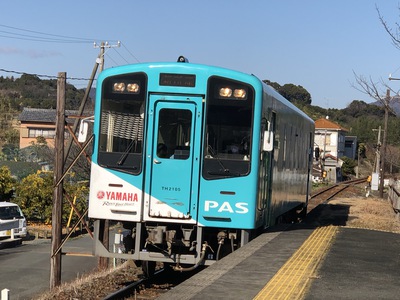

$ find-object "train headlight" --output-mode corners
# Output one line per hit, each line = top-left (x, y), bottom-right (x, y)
(113, 82), (126, 92)
(233, 88), (246, 99)
(127, 83), (140, 93)
(112, 81), (140, 93)
(219, 87), (233, 97)
(218, 87), (247, 100)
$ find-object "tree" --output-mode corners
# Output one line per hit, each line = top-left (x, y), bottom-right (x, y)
(377, 5), (400, 51)
(1, 143), (19, 161)
(27, 136), (54, 164)
(385, 145), (400, 174)
(15, 172), (53, 223)
(352, 75), (391, 198)
(279, 83), (312, 105)
(263, 80), (281, 91)
(341, 156), (357, 177)
(263, 80), (312, 105)
(14, 171), (89, 224)
(349, 5), (400, 198)
(0, 166), (16, 200)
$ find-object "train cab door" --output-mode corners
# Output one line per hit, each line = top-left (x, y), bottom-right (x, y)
(143, 95), (203, 223)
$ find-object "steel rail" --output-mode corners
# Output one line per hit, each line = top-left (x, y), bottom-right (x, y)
(103, 268), (165, 300)
(310, 177), (367, 200)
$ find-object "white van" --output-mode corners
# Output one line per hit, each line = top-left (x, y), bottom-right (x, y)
(0, 202), (27, 239)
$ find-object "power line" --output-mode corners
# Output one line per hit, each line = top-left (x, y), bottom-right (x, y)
(121, 42), (141, 63)
(0, 32), (92, 43)
(0, 68), (91, 81)
(0, 24), (117, 44)
(0, 33), (92, 44)
(105, 53), (119, 67)
(112, 47), (130, 64)
(102, 42), (141, 68)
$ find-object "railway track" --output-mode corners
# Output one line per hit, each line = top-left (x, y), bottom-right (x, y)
(306, 177), (368, 226)
(309, 177), (367, 209)
(103, 265), (202, 300)
(103, 268), (165, 300)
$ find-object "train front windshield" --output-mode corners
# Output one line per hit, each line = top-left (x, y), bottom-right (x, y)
(203, 77), (254, 179)
(97, 73), (147, 174)
(96, 72), (254, 179)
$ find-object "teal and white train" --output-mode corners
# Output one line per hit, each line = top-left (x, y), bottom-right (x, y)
(84, 57), (315, 275)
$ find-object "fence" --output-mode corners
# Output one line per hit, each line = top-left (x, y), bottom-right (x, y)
(388, 179), (400, 220)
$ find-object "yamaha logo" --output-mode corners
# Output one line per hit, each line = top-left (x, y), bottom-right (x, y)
(97, 191), (105, 199)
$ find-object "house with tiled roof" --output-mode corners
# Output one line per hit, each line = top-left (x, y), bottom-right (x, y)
(18, 108), (84, 149)
(314, 117), (350, 183)
(314, 117), (348, 159)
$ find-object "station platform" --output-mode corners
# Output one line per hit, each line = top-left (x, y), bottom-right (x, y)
(158, 223), (400, 299)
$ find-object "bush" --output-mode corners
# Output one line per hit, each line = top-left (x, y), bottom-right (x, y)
(14, 171), (89, 224)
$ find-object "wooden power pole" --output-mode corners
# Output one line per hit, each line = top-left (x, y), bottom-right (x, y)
(96, 42), (110, 270)
(379, 89), (389, 198)
(50, 72), (66, 288)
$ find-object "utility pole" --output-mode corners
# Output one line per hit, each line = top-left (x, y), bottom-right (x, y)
(63, 57), (99, 161)
(65, 41), (119, 159)
(93, 41), (120, 270)
(379, 89), (390, 198)
(50, 72), (66, 288)
(96, 42), (109, 270)
(373, 126), (382, 174)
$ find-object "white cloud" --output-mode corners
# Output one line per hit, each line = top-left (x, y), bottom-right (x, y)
(0, 47), (62, 58)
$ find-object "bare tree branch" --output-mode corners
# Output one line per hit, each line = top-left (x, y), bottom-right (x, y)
(351, 71), (398, 116)
(376, 4), (400, 50)
(352, 71), (386, 103)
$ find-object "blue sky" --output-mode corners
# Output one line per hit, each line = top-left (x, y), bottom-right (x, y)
(1, 1), (399, 109)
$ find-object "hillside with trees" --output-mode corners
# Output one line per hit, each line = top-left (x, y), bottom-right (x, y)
(1, 75), (399, 161)
(0, 74), (86, 110)
(265, 79), (400, 176)
(1, 75), (399, 151)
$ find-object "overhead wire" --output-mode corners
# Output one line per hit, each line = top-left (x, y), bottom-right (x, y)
(104, 53), (119, 67)
(121, 42), (141, 63)
(0, 31), (92, 43)
(0, 24), (114, 44)
(0, 68), (91, 81)
(0, 24), (143, 82)
(112, 47), (130, 64)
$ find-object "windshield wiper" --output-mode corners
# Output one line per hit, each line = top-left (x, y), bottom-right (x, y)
(117, 139), (137, 165)
(106, 165), (138, 170)
(206, 145), (242, 176)
(207, 170), (241, 177)
(207, 145), (229, 172)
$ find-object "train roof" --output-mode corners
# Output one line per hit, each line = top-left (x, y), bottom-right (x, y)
(100, 61), (260, 82)
(101, 61), (314, 125)
(262, 82), (315, 124)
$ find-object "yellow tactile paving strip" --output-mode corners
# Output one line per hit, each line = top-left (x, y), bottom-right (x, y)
(253, 225), (338, 300)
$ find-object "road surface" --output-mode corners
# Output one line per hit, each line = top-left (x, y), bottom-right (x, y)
(0, 234), (97, 299)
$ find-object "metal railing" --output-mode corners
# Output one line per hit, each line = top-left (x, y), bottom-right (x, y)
(388, 179), (400, 219)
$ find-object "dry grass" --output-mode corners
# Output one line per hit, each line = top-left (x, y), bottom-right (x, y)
(330, 196), (400, 233)
(35, 260), (142, 300)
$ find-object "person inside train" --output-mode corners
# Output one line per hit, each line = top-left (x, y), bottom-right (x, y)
(157, 143), (168, 158)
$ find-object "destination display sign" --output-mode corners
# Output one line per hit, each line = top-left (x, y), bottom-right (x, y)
(159, 73), (196, 87)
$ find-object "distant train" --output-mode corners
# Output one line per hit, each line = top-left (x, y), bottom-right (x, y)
(80, 57), (315, 275)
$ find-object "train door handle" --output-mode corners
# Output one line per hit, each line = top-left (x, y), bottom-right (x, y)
(153, 159), (161, 164)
